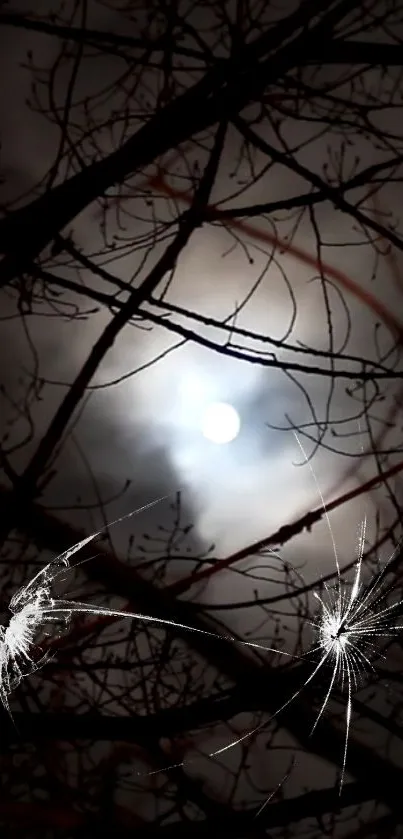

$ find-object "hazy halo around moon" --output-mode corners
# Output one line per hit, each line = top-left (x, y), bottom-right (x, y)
(201, 402), (241, 444)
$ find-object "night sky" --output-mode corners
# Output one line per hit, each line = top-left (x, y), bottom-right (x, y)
(1, 1), (403, 836)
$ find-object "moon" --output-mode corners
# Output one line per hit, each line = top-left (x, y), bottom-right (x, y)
(201, 402), (241, 444)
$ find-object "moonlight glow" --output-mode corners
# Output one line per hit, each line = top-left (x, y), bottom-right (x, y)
(201, 402), (241, 444)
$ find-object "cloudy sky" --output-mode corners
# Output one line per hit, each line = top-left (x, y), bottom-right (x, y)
(1, 2), (402, 578)
(0, 3), (402, 643)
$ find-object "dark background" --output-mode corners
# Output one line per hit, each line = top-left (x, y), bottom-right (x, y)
(1, 1), (403, 836)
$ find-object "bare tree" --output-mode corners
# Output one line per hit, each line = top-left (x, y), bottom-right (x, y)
(1, 1), (403, 836)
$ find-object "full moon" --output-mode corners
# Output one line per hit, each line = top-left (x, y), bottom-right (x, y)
(201, 402), (241, 444)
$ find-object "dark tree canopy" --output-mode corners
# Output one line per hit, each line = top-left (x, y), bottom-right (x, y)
(1, 1), (403, 837)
